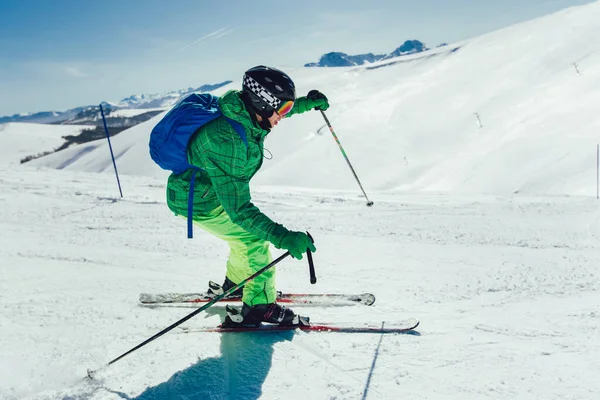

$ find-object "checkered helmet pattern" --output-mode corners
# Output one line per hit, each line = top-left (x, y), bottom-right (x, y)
(243, 74), (282, 110)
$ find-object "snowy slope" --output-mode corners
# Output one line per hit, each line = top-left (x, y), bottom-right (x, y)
(1, 167), (599, 400)
(27, 1), (600, 196)
(26, 115), (171, 178)
(0, 123), (88, 168)
(2, 2), (600, 400)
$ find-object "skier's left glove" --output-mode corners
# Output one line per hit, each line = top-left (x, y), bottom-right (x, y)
(275, 231), (316, 260)
(306, 90), (329, 111)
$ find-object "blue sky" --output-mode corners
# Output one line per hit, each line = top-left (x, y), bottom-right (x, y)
(0, 0), (594, 116)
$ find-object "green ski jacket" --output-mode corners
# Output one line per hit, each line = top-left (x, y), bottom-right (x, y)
(166, 89), (314, 247)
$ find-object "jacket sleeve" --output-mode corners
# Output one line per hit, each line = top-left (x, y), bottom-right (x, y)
(190, 122), (289, 246)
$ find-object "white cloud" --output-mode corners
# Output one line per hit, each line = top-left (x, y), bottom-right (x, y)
(177, 27), (234, 52)
(64, 66), (88, 78)
(15, 61), (92, 79)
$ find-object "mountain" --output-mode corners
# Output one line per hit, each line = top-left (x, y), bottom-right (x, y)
(304, 51), (382, 68)
(24, 2), (600, 197)
(113, 82), (233, 110)
(0, 81), (232, 126)
(0, 108), (87, 125)
(384, 40), (429, 59)
(304, 40), (430, 67)
(0, 80), (234, 164)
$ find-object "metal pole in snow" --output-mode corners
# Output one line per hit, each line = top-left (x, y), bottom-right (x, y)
(597, 144), (598, 200)
(319, 110), (374, 207)
(99, 104), (123, 198)
(475, 113), (483, 128)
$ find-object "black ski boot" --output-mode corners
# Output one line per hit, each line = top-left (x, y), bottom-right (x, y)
(223, 303), (310, 328)
(207, 277), (243, 298)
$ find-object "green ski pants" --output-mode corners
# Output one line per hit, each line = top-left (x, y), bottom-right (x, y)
(192, 205), (276, 306)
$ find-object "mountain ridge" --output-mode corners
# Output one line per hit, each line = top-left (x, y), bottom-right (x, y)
(0, 81), (232, 126)
(304, 40), (440, 67)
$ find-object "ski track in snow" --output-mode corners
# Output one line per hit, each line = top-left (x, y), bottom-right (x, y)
(1, 167), (599, 400)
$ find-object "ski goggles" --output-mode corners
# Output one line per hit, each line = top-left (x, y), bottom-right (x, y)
(276, 100), (294, 116)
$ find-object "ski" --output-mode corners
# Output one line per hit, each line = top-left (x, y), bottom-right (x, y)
(178, 318), (419, 334)
(139, 291), (376, 307)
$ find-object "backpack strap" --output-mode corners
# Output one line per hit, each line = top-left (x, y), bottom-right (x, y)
(187, 168), (200, 239)
(186, 117), (248, 239)
(225, 117), (247, 147)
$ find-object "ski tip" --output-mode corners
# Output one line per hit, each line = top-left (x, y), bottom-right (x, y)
(139, 293), (155, 303)
(404, 318), (420, 330)
(362, 293), (376, 306)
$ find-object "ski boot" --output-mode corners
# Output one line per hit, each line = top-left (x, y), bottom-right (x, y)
(223, 303), (310, 328)
(207, 277), (243, 298)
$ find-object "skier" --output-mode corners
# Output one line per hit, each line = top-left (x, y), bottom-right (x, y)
(165, 66), (329, 327)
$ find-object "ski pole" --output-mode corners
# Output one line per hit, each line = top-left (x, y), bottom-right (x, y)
(87, 250), (292, 380)
(99, 104), (123, 198)
(306, 232), (316, 284)
(319, 110), (374, 207)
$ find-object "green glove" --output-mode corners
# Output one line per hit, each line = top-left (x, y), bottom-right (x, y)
(276, 231), (316, 260)
(306, 90), (329, 111)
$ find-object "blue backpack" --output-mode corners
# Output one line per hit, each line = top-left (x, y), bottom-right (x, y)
(149, 93), (247, 238)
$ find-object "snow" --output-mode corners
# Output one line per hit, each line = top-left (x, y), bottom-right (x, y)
(2, 2), (600, 399)
(0, 123), (88, 168)
(106, 108), (167, 118)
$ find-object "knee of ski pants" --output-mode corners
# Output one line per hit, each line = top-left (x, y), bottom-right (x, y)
(189, 206), (268, 245)
(187, 206), (274, 270)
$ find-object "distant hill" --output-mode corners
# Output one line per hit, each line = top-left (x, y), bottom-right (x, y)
(304, 40), (444, 67)
(0, 81), (232, 126)
(1, 81), (232, 164)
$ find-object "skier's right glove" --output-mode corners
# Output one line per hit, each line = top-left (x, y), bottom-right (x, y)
(276, 231), (316, 260)
(306, 90), (329, 111)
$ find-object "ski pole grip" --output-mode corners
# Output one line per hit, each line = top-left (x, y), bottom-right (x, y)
(306, 232), (317, 284)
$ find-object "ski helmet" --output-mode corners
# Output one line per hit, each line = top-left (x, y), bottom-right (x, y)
(242, 66), (296, 118)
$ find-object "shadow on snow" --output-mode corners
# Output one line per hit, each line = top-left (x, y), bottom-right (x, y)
(129, 329), (295, 400)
